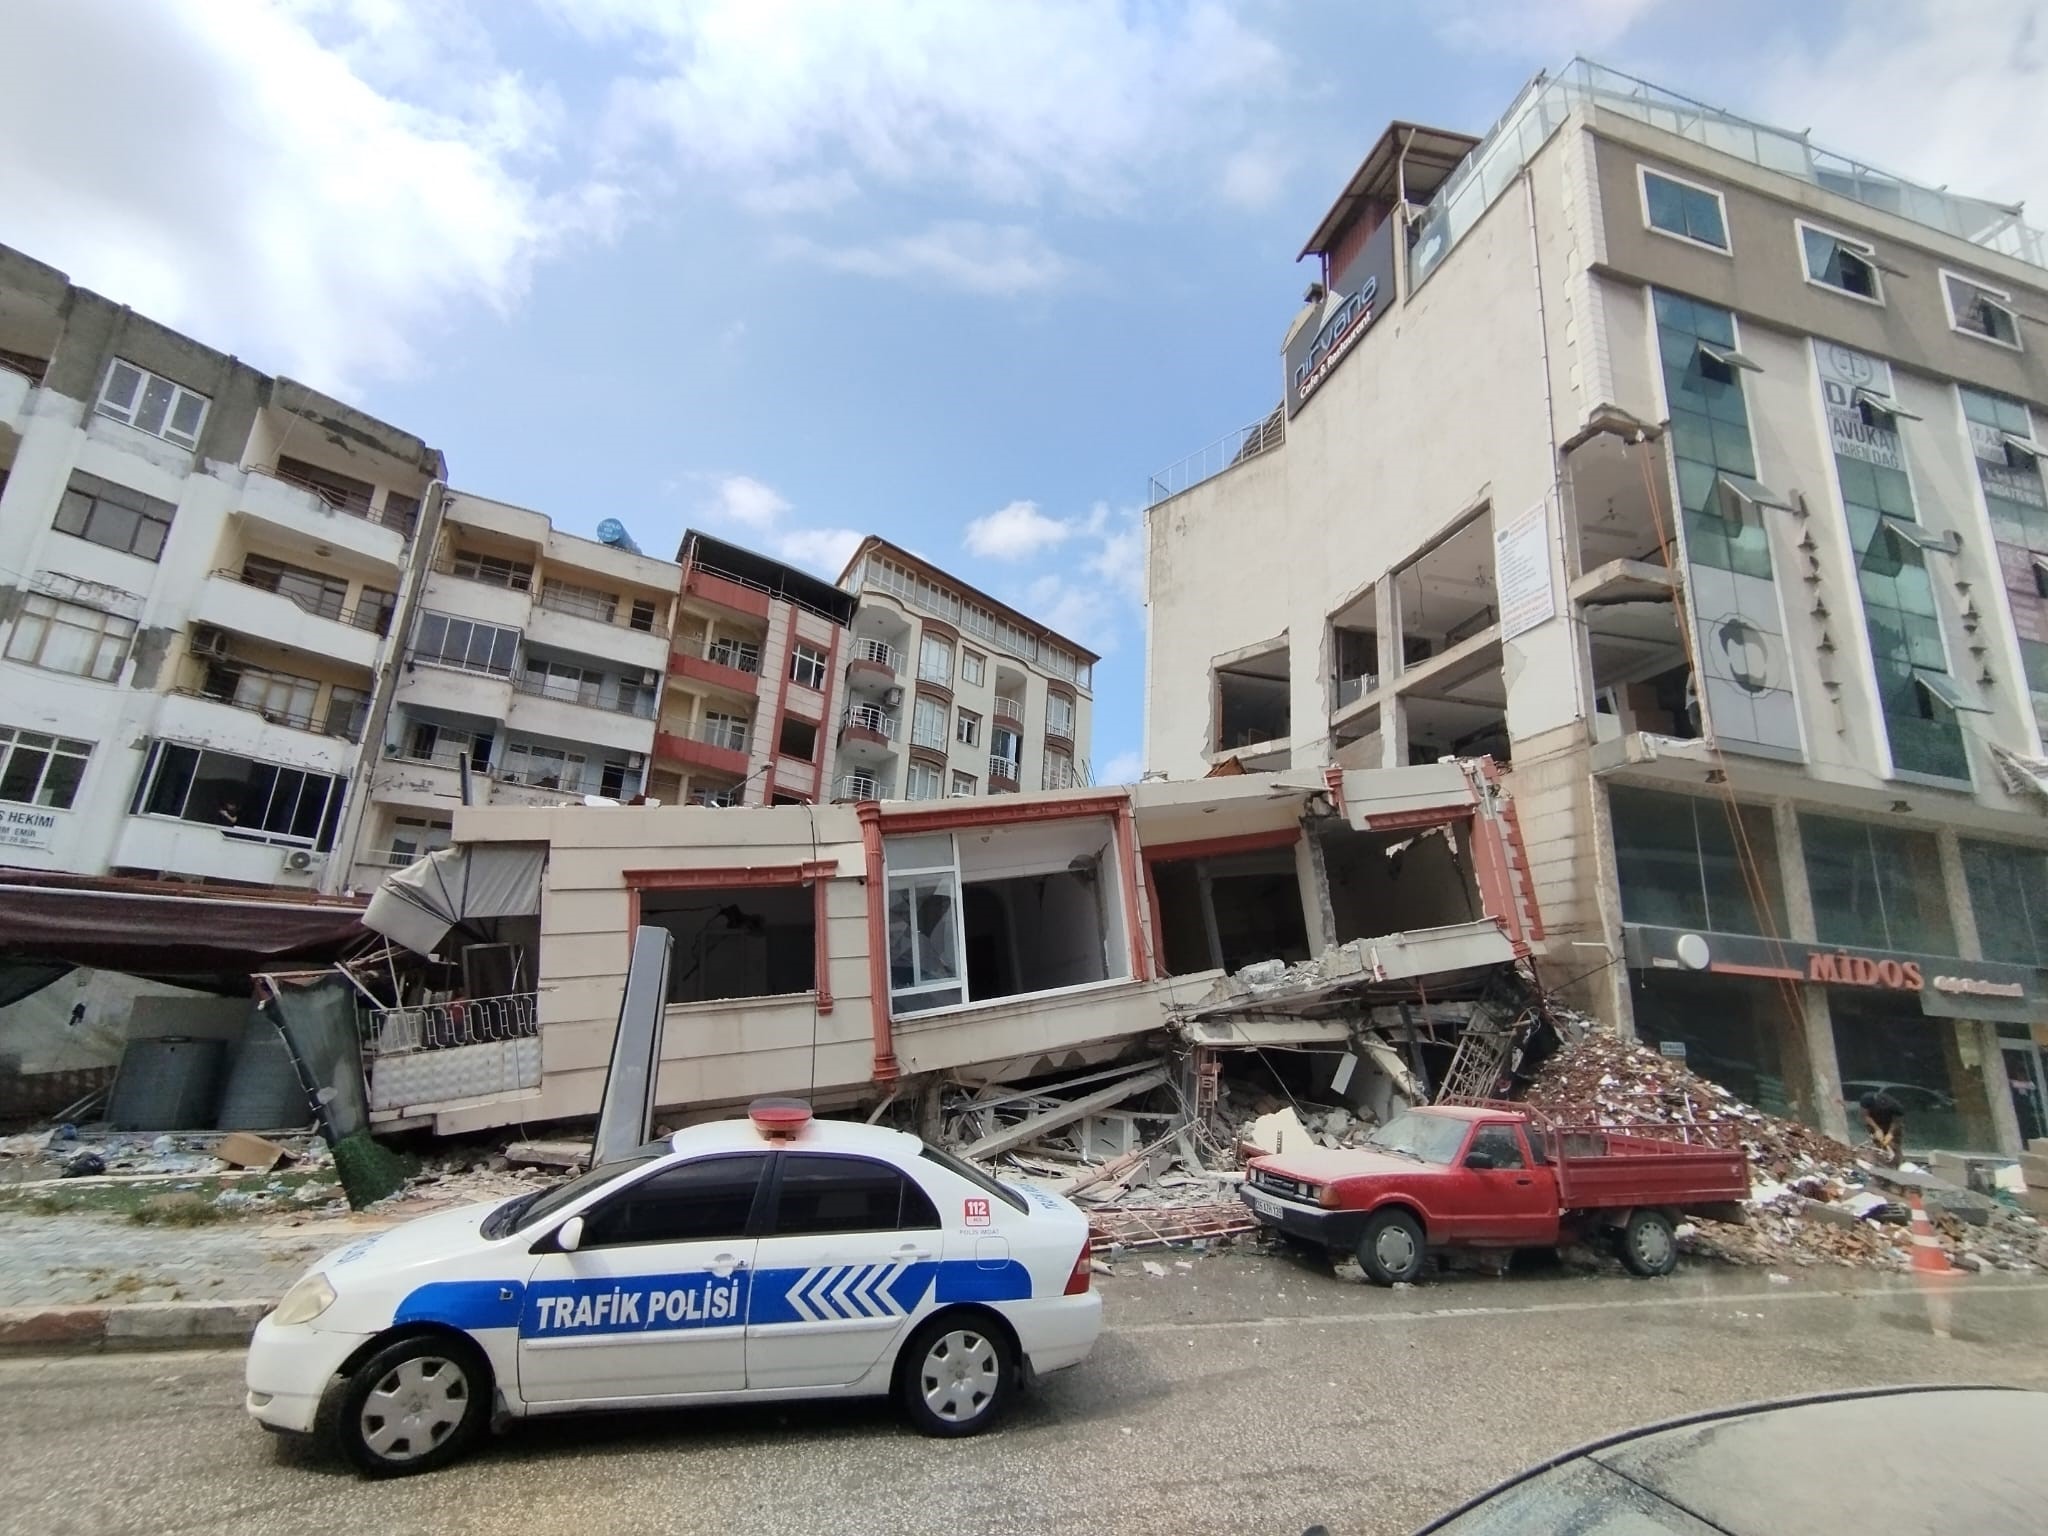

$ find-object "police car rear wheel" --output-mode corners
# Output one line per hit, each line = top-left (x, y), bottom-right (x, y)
(330, 1334), (489, 1477)
(899, 1314), (1011, 1437)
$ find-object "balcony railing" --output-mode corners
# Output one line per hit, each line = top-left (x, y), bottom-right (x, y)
(431, 550), (536, 594)
(1147, 405), (1286, 507)
(850, 637), (901, 672)
(210, 568), (390, 634)
(364, 992), (538, 1059)
(385, 743), (490, 775)
(687, 788), (742, 808)
(405, 648), (516, 680)
(994, 697), (1025, 726)
(498, 767), (615, 796)
(1041, 759), (1091, 791)
(537, 585), (671, 638)
(512, 672), (658, 719)
(989, 754), (1020, 783)
(705, 639), (762, 674)
(833, 773), (883, 802)
(361, 844), (451, 870)
(1336, 672), (1380, 709)
(249, 464), (418, 540)
(844, 703), (899, 739)
(674, 717), (751, 754)
(176, 685), (367, 742)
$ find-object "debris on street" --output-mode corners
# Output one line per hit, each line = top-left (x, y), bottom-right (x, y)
(1525, 1030), (2048, 1274)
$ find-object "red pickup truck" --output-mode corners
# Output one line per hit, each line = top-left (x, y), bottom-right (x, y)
(1239, 1102), (1749, 1285)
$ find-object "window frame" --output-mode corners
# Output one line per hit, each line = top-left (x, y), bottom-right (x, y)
(94, 358), (210, 449)
(949, 770), (977, 797)
(790, 642), (828, 691)
(130, 741), (344, 850)
(4, 593), (135, 682)
(53, 472), (176, 561)
(1942, 269), (2024, 351)
(450, 548), (534, 590)
(955, 709), (981, 747)
(1047, 691), (1076, 738)
(0, 727), (92, 810)
(1639, 166), (1731, 255)
(578, 1152), (772, 1250)
(917, 633), (954, 687)
(1796, 219), (1885, 306)
(410, 610), (521, 677)
(905, 760), (944, 800)
(959, 648), (987, 687)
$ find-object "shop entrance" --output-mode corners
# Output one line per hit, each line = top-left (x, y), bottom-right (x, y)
(1628, 969), (1800, 1121)
(1829, 990), (1999, 1153)
(2001, 1037), (2048, 1145)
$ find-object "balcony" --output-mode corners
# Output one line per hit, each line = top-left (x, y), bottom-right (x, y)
(655, 719), (751, 779)
(154, 690), (356, 776)
(832, 773), (886, 803)
(113, 814), (310, 887)
(669, 641), (764, 696)
(687, 787), (744, 808)
(994, 697), (1025, 728)
(847, 637), (902, 693)
(0, 359), (34, 432)
(370, 752), (474, 812)
(1041, 759), (1091, 791)
(194, 570), (382, 670)
(684, 563), (773, 620)
(423, 564), (533, 631)
(491, 775), (605, 808)
(237, 467), (410, 567)
(989, 754), (1021, 793)
(507, 674), (657, 755)
(840, 703), (899, 759)
(398, 656), (515, 721)
(528, 591), (669, 674)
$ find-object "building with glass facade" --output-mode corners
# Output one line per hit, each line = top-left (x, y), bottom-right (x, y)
(1143, 61), (2048, 1154)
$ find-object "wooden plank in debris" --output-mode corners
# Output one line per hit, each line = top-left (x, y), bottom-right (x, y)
(959, 1068), (1169, 1162)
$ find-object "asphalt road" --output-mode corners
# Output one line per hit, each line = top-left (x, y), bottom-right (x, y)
(6, 1254), (2048, 1536)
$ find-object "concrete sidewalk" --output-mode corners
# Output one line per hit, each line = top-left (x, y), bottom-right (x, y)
(0, 1209), (397, 1353)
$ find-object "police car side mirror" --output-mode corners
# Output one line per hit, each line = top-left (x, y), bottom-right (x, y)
(556, 1215), (585, 1253)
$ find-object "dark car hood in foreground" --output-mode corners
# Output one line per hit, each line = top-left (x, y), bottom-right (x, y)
(1414, 1386), (2048, 1535)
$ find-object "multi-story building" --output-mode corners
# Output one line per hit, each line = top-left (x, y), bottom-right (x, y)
(347, 494), (684, 890)
(651, 530), (857, 809)
(0, 242), (444, 894)
(836, 536), (1096, 802)
(1144, 60), (2048, 1155)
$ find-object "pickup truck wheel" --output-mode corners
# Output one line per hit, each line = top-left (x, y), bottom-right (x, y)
(1620, 1210), (1678, 1277)
(1356, 1210), (1426, 1286)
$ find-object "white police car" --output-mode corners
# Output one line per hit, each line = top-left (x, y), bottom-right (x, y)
(246, 1100), (1101, 1475)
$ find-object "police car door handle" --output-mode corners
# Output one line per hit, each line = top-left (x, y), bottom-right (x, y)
(894, 1243), (933, 1261)
(710, 1253), (746, 1277)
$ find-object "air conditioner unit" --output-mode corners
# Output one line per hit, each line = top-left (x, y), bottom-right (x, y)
(639, 669), (661, 687)
(626, 752), (645, 769)
(883, 686), (904, 707)
(283, 849), (318, 873)
(191, 626), (230, 659)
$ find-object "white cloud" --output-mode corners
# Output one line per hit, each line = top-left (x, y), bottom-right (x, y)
(568, 0), (1286, 212)
(1430, 0), (1664, 53)
(964, 500), (1074, 561)
(1217, 144), (1290, 212)
(1024, 575), (1117, 655)
(1084, 505), (1147, 606)
(772, 527), (864, 578)
(0, 0), (603, 394)
(739, 169), (861, 215)
(1755, 1), (2048, 225)
(702, 473), (791, 530)
(690, 472), (860, 578)
(776, 222), (1068, 296)
(1097, 750), (1145, 786)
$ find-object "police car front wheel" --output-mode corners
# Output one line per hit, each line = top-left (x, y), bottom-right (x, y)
(898, 1312), (1014, 1437)
(324, 1333), (491, 1477)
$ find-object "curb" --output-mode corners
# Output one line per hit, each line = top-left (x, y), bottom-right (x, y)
(0, 1299), (274, 1355)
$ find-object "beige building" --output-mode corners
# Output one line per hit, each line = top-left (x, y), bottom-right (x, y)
(1144, 61), (2048, 1155)
(837, 537), (1096, 802)
(360, 760), (1542, 1133)
(346, 495), (683, 892)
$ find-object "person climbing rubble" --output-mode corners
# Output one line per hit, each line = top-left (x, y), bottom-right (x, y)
(1859, 1089), (1905, 1167)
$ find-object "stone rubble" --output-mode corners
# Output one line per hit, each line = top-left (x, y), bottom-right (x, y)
(1526, 1030), (2048, 1274)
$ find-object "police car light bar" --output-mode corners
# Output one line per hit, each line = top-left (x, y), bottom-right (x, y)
(748, 1097), (813, 1140)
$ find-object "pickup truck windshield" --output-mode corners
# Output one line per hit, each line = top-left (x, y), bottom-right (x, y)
(1366, 1111), (1472, 1166)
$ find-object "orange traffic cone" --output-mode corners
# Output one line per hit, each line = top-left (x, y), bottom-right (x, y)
(1906, 1192), (1956, 1276)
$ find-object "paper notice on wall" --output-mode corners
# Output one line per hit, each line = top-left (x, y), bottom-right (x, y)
(1495, 499), (1556, 641)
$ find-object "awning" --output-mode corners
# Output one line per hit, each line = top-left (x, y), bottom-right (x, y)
(363, 843), (545, 956)
(0, 869), (370, 997)
(1992, 743), (2048, 812)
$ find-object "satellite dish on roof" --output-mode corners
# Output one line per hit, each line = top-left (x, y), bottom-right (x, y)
(595, 518), (642, 555)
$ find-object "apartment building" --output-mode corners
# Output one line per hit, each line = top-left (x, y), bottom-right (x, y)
(651, 530), (857, 809)
(837, 537), (1096, 802)
(1144, 61), (2048, 1155)
(349, 494), (684, 890)
(0, 243), (443, 894)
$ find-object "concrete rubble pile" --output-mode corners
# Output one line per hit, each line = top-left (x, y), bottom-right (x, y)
(1526, 1030), (2048, 1274)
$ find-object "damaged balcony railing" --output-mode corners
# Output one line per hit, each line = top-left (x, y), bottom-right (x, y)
(363, 992), (542, 1110)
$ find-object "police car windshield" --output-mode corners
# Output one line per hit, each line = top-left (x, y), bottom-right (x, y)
(497, 1150), (665, 1235)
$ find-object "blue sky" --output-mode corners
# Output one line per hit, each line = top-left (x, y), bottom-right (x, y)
(5, 0), (2044, 784)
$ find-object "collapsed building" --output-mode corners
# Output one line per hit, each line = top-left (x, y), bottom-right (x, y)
(352, 760), (1548, 1140)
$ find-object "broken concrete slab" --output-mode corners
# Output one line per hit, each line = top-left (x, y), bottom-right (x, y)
(959, 1067), (1169, 1162)
(1246, 1107), (1313, 1157)
(504, 1140), (592, 1171)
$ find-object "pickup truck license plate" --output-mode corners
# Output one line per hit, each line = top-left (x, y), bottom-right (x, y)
(1246, 1190), (1282, 1220)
